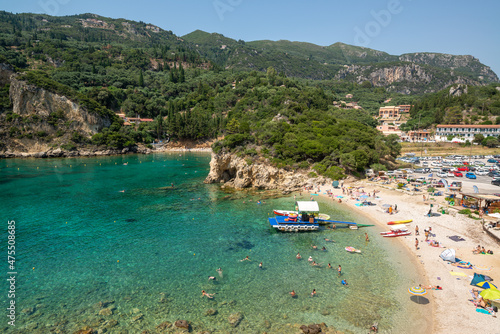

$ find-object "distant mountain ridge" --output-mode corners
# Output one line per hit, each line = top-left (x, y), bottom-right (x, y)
(183, 30), (498, 94)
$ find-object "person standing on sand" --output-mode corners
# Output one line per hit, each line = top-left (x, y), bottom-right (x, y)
(415, 225), (419, 235)
(415, 238), (419, 250)
(423, 194), (426, 201)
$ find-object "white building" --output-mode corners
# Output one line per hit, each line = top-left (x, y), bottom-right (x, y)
(435, 125), (500, 142)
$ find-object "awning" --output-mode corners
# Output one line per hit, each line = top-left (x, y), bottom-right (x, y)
(295, 201), (319, 213)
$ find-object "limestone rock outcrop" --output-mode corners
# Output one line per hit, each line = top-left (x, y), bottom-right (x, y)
(204, 152), (328, 192)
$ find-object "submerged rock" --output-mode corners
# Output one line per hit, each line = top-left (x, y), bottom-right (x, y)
(204, 308), (217, 316)
(174, 319), (190, 330)
(155, 321), (172, 330)
(228, 312), (243, 327)
(98, 308), (113, 316)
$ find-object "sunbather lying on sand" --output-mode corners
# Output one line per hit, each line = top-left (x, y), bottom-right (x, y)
(419, 284), (442, 290)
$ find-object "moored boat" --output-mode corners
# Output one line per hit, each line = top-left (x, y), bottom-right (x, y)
(382, 230), (411, 237)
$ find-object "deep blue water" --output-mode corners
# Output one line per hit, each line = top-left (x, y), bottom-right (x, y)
(0, 153), (425, 333)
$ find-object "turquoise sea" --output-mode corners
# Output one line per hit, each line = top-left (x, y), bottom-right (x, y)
(0, 153), (430, 333)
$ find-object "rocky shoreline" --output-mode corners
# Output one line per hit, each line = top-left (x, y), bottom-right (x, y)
(0, 144), (213, 159)
(204, 152), (331, 193)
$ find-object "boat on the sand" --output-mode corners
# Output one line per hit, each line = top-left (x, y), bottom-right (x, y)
(387, 219), (413, 225)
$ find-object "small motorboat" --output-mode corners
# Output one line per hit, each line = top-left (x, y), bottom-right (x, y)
(382, 230), (411, 237)
(387, 219), (413, 225)
(273, 210), (297, 216)
(380, 227), (408, 235)
(345, 246), (361, 253)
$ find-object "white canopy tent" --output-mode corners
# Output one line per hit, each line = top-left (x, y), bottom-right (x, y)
(295, 201), (320, 214)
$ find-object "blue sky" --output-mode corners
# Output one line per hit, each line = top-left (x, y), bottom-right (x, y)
(3, 0), (500, 76)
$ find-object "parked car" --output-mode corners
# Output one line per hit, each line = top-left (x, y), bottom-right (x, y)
(436, 172), (448, 178)
(465, 172), (477, 179)
(488, 171), (500, 178)
(487, 158), (498, 163)
(447, 172), (455, 177)
(492, 179), (500, 186)
(457, 166), (469, 172)
(476, 170), (488, 176)
(454, 171), (463, 177)
(415, 168), (426, 173)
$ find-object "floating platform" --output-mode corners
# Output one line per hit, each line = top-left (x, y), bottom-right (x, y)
(269, 216), (319, 232)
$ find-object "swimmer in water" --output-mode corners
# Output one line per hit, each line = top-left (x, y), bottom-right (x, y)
(289, 290), (296, 297)
(216, 267), (223, 278)
(119, 190), (125, 193)
(259, 262), (263, 269)
(296, 252), (302, 259)
(201, 290), (215, 298)
(328, 263), (332, 269)
(208, 276), (216, 281)
(240, 256), (251, 262)
(321, 246), (327, 251)
(308, 256), (313, 262)
(341, 279), (348, 286)
(311, 289), (316, 297)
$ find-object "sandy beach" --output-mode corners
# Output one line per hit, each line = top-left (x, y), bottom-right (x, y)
(316, 179), (500, 334)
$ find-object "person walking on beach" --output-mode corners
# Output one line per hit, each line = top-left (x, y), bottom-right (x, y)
(415, 238), (419, 250)
(394, 204), (398, 212)
(365, 232), (370, 242)
(415, 225), (419, 235)
(337, 265), (342, 276)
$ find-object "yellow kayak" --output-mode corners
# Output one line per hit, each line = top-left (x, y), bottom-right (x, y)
(387, 219), (413, 225)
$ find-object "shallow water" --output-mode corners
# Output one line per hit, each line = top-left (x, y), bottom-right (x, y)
(0, 153), (429, 333)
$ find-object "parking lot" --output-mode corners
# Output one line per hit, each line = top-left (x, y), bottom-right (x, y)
(394, 155), (500, 193)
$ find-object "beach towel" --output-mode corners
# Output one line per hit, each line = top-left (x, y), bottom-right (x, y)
(474, 265), (492, 271)
(448, 235), (466, 242)
(476, 308), (490, 315)
(450, 271), (467, 276)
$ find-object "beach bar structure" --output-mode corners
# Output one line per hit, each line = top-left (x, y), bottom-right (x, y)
(458, 193), (500, 211)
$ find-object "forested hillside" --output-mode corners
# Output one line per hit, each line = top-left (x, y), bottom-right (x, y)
(0, 11), (496, 177)
(400, 83), (500, 131)
(183, 30), (498, 94)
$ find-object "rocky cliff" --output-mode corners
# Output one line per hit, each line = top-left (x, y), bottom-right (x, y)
(204, 152), (329, 192)
(0, 67), (115, 154)
(9, 75), (112, 135)
(334, 63), (486, 94)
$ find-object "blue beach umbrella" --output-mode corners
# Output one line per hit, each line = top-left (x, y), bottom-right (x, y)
(476, 281), (498, 290)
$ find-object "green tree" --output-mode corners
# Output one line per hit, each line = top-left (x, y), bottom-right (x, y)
(473, 134), (485, 144)
(483, 136), (499, 148)
(139, 70), (144, 87)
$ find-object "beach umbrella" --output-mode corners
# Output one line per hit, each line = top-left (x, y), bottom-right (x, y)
(408, 286), (428, 296)
(476, 281), (498, 290)
(408, 286), (428, 304)
(480, 288), (500, 300)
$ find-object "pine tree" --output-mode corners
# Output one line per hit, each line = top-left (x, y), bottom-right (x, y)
(139, 70), (144, 87)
